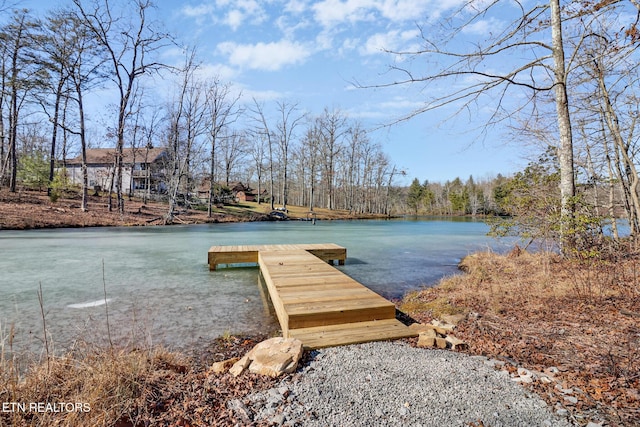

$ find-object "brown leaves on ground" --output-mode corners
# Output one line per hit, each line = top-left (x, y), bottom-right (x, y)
(0, 188), (382, 230)
(401, 248), (640, 426)
(0, 188), (258, 229)
(1, 335), (279, 427)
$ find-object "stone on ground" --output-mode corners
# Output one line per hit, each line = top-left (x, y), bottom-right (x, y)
(230, 337), (304, 377)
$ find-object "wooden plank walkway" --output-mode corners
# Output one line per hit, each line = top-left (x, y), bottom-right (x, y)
(208, 244), (417, 349)
(208, 243), (346, 270)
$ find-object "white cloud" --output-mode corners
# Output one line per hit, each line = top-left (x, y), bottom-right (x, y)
(180, 4), (215, 17)
(180, 0), (266, 31)
(217, 40), (312, 71)
(378, 0), (430, 21)
(224, 0), (267, 30)
(315, 29), (337, 51)
(362, 29), (419, 55)
(285, 0), (308, 14)
(225, 9), (245, 30)
(312, 0), (377, 27)
(340, 37), (360, 54)
(311, 0), (464, 28)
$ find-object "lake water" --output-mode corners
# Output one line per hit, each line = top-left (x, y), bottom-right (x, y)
(0, 218), (513, 357)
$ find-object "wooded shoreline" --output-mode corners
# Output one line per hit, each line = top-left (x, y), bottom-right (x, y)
(0, 188), (388, 230)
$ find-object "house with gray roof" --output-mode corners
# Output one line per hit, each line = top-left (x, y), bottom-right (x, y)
(64, 147), (168, 194)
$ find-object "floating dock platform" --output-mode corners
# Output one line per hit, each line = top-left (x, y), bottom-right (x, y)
(208, 244), (417, 349)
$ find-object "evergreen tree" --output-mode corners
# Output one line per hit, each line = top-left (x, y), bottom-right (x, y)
(407, 178), (423, 214)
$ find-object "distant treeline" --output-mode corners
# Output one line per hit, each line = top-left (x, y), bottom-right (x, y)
(399, 175), (509, 216)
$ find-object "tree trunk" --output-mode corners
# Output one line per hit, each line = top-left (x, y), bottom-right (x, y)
(208, 139), (216, 217)
(596, 60), (640, 236)
(550, 0), (576, 250)
(77, 85), (88, 211)
(49, 73), (65, 197)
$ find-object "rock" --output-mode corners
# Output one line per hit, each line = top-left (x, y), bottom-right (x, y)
(539, 376), (553, 384)
(418, 328), (437, 337)
(229, 355), (252, 377)
(227, 399), (253, 423)
(409, 322), (454, 335)
(230, 337), (304, 377)
(431, 319), (456, 334)
(417, 332), (436, 348)
(209, 357), (239, 374)
(441, 313), (466, 325)
(517, 367), (532, 377)
(512, 367), (534, 383)
(444, 335), (468, 350)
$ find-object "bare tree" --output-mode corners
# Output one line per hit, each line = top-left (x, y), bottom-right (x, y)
(204, 77), (241, 217)
(344, 122), (368, 213)
(219, 131), (247, 186)
(275, 100), (304, 211)
(300, 122), (322, 212)
(42, 8), (106, 210)
(73, 0), (170, 214)
(250, 99), (276, 210)
(317, 107), (347, 210)
(165, 50), (209, 223)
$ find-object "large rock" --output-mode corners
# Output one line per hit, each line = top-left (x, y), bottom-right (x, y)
(409, 321), (455, 335)
(417, 329), (436, 348)
(441, 313), (466, 326)
(230, 337), (304, 377)
(209, 357), (239, 374)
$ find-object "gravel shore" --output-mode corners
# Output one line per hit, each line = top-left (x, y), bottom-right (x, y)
(232, 341), (576, 427)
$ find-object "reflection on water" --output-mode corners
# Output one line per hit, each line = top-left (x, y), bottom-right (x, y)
(0, 218), (513, 356)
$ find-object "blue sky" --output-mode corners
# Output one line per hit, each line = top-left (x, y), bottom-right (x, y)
(21, 0), (529, 184)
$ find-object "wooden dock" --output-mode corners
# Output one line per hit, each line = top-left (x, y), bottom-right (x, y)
(208, 244), (417, 349)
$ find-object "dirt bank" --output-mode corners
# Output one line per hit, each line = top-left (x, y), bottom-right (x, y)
(0, 188), (379, 230)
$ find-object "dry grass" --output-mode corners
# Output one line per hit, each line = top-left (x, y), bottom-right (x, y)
(400, 247), (640, 426)
(0, 335), (278, 427)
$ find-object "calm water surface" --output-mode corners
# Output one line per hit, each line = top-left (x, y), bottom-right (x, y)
(0, 218), (512, 355)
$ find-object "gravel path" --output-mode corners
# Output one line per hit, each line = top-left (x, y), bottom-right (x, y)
(232, 341), (576, 427)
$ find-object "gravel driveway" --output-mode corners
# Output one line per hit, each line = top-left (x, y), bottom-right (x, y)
(233, 340), (575, 427)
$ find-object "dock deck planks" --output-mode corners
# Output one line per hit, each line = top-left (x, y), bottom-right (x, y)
(208, 243), (346, 270)
(208, 243), (417, 349)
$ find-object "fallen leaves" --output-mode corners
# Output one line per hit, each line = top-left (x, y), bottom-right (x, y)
(402, 249), (640, 426)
